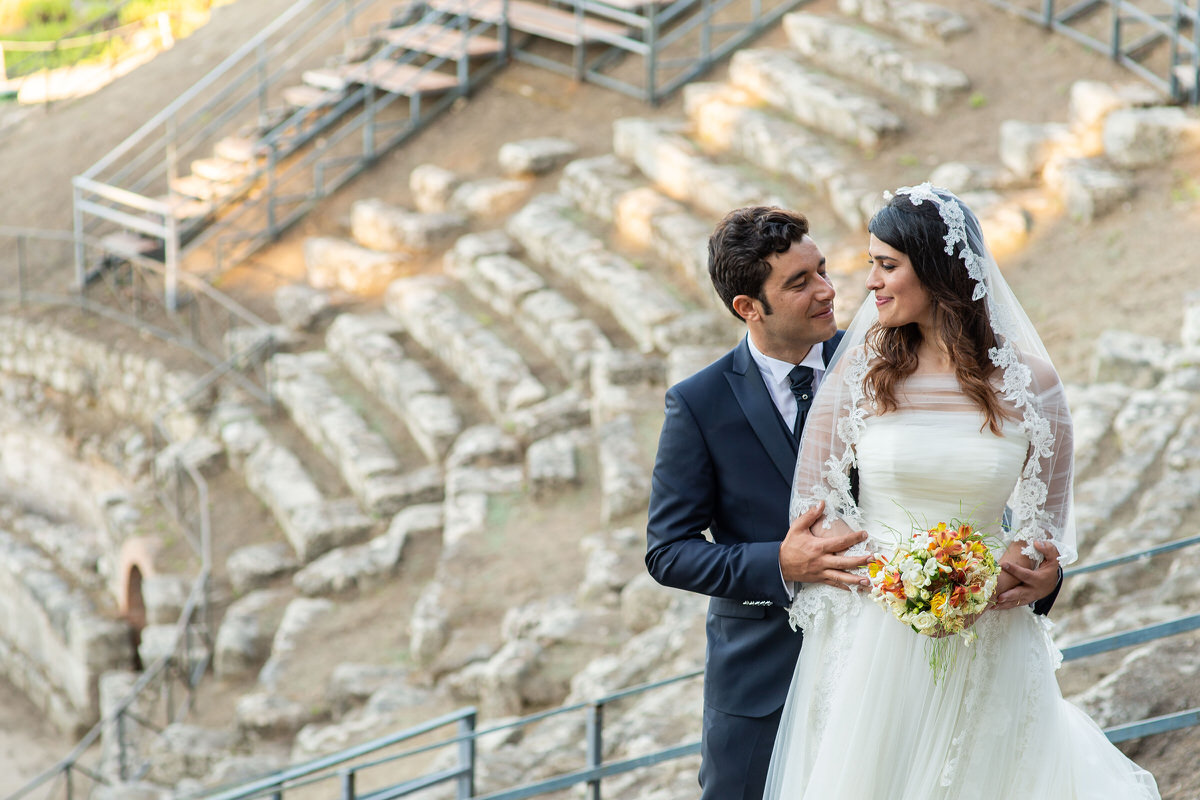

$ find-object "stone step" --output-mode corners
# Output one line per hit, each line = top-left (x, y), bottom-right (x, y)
(281, 84), (344, 109)
(350, 199), (467, 252)
(169, 174), (238, 202)
(507, 193), (722, 354)
(213, 400), (374, 563)
(683, 82), (875, 229)
(304, 236), (412, 295)
(271, 351), (445, 517)
(729, 48), (903, 149)
(384, 275), (550, 419)
(381, 24), (503, 59)
(213, 135), (263, 164)
(191, 156), (253, 184)
(429, 0), (628, 46)
(782, 12), (970, 114)
(444, 231), (614, 384)
(557, 154), (716, 303)
(836, 0), (971, 44)
(611, 117), (794, 220)
(325, 312), (463, 462)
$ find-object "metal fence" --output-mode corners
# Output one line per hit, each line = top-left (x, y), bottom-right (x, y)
(974, 0), (1199, 104)
(0, 228), (274, 800)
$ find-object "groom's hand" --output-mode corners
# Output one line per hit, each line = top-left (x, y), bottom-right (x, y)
(779, 501), (872, 590)
(994, 540), (1061, 609)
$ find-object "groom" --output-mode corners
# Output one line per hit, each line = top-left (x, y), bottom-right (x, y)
(645, 207), (1064, 800)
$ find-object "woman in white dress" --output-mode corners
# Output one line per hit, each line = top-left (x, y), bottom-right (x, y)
(762, 185), (1160, 799)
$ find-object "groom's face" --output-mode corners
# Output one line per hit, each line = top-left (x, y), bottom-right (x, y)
(739, 235), (837, 363)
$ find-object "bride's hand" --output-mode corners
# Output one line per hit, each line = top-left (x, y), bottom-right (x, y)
(988, 541), (1037, 610)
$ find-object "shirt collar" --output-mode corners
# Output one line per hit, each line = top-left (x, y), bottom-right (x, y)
(746, 334), (827, 388)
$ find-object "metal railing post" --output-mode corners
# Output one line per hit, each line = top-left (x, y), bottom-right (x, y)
(16, 234), (27, 303)
(456, 710), (476, 798)
(586, 703), (603, 800)
(1110, 0), (1122, 59)
(116, 710), (128, 782)
(72, 183), (86, 293)
(340, 769), (356, 800)
(646, 9), (658, 102)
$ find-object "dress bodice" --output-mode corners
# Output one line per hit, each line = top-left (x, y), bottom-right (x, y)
(855, 374), (1029, 556)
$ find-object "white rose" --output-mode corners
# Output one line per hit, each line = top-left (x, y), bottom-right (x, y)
(912, 612), (939, 632)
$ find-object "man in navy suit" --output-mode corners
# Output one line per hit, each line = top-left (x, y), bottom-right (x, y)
(645, 207), (1063, 799)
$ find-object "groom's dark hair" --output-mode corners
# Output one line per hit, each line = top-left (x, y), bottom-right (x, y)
(708, 206), (809, 321)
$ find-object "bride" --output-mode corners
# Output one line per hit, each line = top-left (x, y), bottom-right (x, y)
(763, 185), (1160, 799)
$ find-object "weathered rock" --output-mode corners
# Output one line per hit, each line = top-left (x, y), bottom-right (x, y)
(350, 199), (466, 252)
(1064, 382), (1132, 475)
(204, 754), (288, 787)
(449, 177), (532, 217)
(527, 431), (582, 494)
(1182, 290), (1200, 348)
(91, 783), (172, 800)
(446, 425), (522, 470)
(138, 574), (190, 626)
(410, 164), (460, 213)
(145, 723), (237, 785)
(620, 571), (678, 633)
(783, 12), (970, 114)
(1070, 633), (1200, 729)
(498, 137), (580, 176)
(597, 414), (650, 522)
(1090, 329), (1173, 388)
(304, 237), (411, 294)
(214, 589), (291, 679)
(929, 162), (1024, 194)
(410, 579), (451, 666)
(577, 528), (643, 605)
(729, 49), (903, 148)
(327, 662), (410, 717)
(258, 597), (335, 691)
(236, 692), (311, 741)
(507, 389), (592, 442)
(1103, 106), (1200, 168)
(275, 284), (337, 332)
(667, 345), (730, 386)
(446, 464), (525, 497)
(1045, 157), (1134, 222)
(226, 542), (300, 596)
(998, 120), (1073, 179)
(837, 0), (971, 43)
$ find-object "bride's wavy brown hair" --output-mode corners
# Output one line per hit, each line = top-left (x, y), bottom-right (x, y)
(865, 192), (1012, 435)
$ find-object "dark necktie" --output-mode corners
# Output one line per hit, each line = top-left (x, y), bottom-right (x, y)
(788, 365), (815, 441)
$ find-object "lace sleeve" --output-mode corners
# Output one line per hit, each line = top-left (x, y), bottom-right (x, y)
(1008, 355), (1077, 566)
(789, 345), (870, 531)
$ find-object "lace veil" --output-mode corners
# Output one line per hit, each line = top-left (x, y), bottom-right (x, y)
(788, 184), (1077, 576)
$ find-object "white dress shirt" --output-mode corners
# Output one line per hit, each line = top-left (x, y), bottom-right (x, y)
(745, 334), (829, 600)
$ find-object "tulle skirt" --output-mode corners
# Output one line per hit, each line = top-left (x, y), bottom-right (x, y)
(763, 589), (1160, 800)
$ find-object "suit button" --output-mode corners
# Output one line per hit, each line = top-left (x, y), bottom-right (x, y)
(801, 393), (809, 400)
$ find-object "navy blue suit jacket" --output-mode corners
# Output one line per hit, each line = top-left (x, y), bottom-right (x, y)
(645, 333), (843, 719)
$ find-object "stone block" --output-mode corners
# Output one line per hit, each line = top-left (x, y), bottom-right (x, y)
(446, 464), (525, 497)
(410, 580), (450, 666)
(619, 571), (677, 633)
(447, 425), (521, 469)
(409, 163), (460, 213)
(729, 49), (903, 148)
(1046, 157), (1135, 222)
(141, 574), (190, 626)
(451, 252), (545, 317)
(506, 389), (592, 442)
(527, 432), (581, 494)
(498, 137), (579, 176)
(350, 199), (466, 252)
(282, 498), (374, 563)
(667, 345), (730, 386)
(304, 237), (411, 294)
(929, 162), (1023, 194)
(516, 289), (611, 382)
(838, 0), (971, 43)
(1103, 106), (1200, 168)
(1182, 290), (1200, 348)
(226, 543), (300, 596)
(558, 154), (641, 223)
(1090, 330), (1172, 388)
(782, 12), (969, 114)
(998, 120), (1073, 179)
(258, 597), (335, 691)
(449, 177), (532, 217)
(275, 284), (337, 332)
(612, 118), (789, 218)
(597, 414), (650, 522)
(145, 723), (236, 785)
(236, 692), (311, 740)
(442, 492), (489, 551)
(327, 662), (409, 716)
(214, 589), (290, 679)
(1064, 382), (1132, 475)
(361, 465), (445, 517)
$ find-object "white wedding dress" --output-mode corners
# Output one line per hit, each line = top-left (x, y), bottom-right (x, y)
(763, 374), (1160, 800)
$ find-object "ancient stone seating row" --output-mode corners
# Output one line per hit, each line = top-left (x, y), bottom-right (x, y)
(835, 0), (972, 44)
(557, 155), (713, 302)
(682, 83), (876, 230)
(505, 192), (716, 354)
(782, 12), (970, 114)
(213, 400), (372, 562)
(270, 352), (444, 517)
(444, 231), (615, 385)
(729, 48), (903, 149)
(325, 313), (462, 462)
(610, 117), (794, 219)
(383, 275), (551, 419)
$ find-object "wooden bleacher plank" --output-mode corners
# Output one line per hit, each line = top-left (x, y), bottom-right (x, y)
(382, 24), (503, 58)
(430, 0), (628, 45)
(345, 61), (461, 95)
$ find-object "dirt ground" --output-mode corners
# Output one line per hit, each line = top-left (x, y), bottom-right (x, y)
(1, 0), (1199, 791)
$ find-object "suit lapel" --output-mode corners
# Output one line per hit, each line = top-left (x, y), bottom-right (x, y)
(726, 339), (796, 484)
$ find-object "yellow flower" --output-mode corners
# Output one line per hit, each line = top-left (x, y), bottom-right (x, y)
(930, 592), (948, 618)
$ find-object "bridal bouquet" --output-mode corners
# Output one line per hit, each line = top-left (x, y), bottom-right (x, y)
(866, 519), (999, 680)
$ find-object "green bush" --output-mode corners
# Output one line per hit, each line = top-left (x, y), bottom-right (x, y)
(17, 0), (73, 26)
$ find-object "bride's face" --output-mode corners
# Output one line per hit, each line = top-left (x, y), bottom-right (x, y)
(866, 235), (934, 330)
